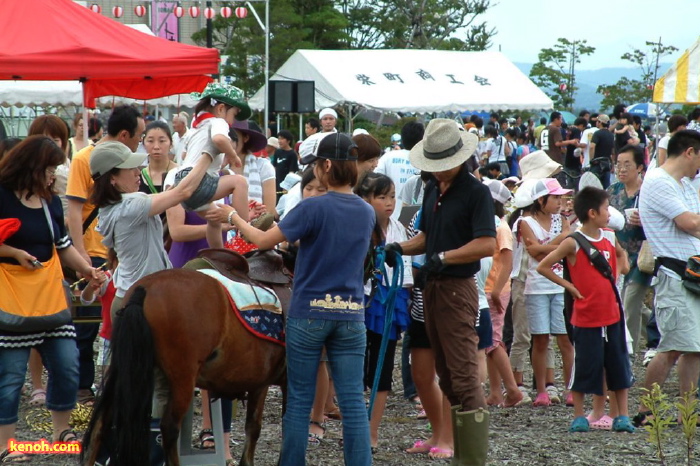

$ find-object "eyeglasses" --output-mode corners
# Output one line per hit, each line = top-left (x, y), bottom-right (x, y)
(45, 168), (57, 177)
(616, 163), (636, 171)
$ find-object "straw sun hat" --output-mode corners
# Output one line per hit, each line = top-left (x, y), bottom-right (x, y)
(409, 118), (478, 172)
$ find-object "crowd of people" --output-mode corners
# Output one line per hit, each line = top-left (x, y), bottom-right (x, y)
(2, 89), (700, 465)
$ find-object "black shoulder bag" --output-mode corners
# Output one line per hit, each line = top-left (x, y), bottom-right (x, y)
(562, 232), (624, 339)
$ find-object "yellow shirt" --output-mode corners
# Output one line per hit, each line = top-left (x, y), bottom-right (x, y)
(65, 144), (107, 259)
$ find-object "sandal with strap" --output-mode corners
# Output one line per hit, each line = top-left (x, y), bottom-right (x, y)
(29, 388), (46, 407)
(198, 429), (215, 449)
(57, 429), (80, 443)
(428, 447), (454, 459)
(307, 421), (326, 448)
(0, 449), (31, 463)
(405, 439), (434, 454)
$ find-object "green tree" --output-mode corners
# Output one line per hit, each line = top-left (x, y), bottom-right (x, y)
(340, 0), (496, 50)
(529, 38), (596, 111)
(597, 40), (678, 111)
(191, 0), (349, 96)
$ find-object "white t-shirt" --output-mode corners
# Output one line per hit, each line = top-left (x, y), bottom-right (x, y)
(277, 183), (302, 220)
(173, 129), (191, 164)
(363, 217), (414, 294)
(181, 117), (230, 176)
(579, 127), (598, 168)
(522, 215), (565, 294)
(476, 256), (493, 310)
(658, 135), (670, 151)
(375, 149), (419, 220)
(243, 153), (275, 204)
(398, 174), (424, 206)
(639, 168), (700, 267)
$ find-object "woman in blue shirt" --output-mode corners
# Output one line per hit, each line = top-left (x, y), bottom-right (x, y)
(208, 133), (375, 465)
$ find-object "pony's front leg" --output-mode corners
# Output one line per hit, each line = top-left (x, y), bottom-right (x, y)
(239, 386), (269, 466)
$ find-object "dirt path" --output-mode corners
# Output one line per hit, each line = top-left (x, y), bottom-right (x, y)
(14, 348), (697, 465)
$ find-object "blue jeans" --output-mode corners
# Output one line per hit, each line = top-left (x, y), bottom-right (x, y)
(280, 317), (371, 466)
(0, 337), (79, 424)
(74, 256), (106, 391)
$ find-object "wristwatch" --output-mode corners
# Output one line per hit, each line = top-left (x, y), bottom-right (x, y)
(438, 251), (446, 264)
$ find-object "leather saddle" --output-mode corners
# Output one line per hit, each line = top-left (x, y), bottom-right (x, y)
(244, 250), (292, 285)
(196, 248), (291, 286)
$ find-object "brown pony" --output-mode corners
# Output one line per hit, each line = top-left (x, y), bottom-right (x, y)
(81, 258), (289, 466)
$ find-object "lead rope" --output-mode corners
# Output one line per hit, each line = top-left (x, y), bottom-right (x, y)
(367, 247), (404, 419)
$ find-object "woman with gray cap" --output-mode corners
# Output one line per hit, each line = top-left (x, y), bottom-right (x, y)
(89, 141), (209, 318)
(207, 133), (375, 465)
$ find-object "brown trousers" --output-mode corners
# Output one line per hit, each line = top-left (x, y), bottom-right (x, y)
(423, 276), (485, 411)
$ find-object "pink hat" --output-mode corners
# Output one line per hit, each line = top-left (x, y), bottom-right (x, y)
(531, 178), (572, 199)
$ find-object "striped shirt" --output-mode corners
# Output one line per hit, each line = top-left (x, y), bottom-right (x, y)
(243, 154), (275, 204)
(639, 167), (700, 263)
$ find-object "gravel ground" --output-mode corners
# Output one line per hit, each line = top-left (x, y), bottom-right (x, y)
(13, 346), (698, 465)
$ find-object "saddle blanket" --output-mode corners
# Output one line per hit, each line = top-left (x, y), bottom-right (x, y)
(196, 269), (284, 345)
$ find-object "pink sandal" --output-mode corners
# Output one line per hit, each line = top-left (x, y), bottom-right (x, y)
(406, 439), (434, 454)
(586, 413), (613, 430)
(428, 447), (454, 459)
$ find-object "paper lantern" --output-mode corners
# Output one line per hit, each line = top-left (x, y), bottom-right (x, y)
(89, 4), (101, 14)
(220, 7), (232, 18)
(235, 7), (247, 18)
(173, 6), (185, 18)
(203, 7), (215, 19)
(112, 6), (123, 18)
(134, 5), (146, 17)
(559, 83), (567, 92)
(189, 6), (200, 18)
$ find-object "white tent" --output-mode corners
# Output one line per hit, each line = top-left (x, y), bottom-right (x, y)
(249, 49), (553, 113)
(653, 36), (700, 104)
(0, 80), (199, 108)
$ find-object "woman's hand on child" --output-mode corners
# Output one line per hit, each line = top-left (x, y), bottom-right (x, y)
(227, 152), (242, 169)
(205, 204), (235, 225)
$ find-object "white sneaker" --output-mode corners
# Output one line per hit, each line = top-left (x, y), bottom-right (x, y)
(518, 386), (532, 404)
(546, 385), (561, 404)
(643, 348), (657, 367)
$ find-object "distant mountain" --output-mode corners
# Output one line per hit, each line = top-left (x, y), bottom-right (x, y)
(515, 62), (672, 112)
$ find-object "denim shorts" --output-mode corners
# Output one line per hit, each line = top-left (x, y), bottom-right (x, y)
(525, 293), (566, 335)
(175, 167), (219, 211)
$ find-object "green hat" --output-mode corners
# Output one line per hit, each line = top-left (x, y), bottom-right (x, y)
(191, 82), (251, 121)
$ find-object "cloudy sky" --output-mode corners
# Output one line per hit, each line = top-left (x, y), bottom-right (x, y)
(478, 0), (697, 69)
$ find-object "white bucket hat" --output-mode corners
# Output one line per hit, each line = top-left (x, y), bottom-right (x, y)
(409, 118), (478, 172)
(519, 150), (562, 181)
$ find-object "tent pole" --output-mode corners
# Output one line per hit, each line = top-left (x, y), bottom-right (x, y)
(299, 114), (303, 141)
(81, 82), (89, 145)
(347, 104), (352, 133)
(264, 0), (269, 137)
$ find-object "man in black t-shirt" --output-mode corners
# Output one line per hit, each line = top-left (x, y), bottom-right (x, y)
(564, 118), (586, 172)
(271, 130), (299, 198)
(589, 114), (615, 188)
(384, 119), (496, 464)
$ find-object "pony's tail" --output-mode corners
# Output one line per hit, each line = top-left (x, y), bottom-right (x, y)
(82, 286), (155, 466)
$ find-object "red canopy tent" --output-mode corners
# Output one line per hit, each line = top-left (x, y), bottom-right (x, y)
(0, 0), (219, 107)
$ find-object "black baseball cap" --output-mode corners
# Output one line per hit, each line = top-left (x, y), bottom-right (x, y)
(300, 133), (358, 165)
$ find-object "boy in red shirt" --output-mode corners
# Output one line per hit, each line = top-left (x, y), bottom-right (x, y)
(537, 187), (634, 433)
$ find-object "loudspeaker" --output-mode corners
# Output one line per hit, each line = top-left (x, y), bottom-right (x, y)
(269, 81), (294, 112)
(295, 81), (315, 113)
(268, 80), (316, 113)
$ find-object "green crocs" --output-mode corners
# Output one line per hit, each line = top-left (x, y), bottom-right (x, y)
(569, 416), (590, 432)
(612, 415), (636, 433)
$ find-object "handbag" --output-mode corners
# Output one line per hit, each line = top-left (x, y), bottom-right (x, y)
(0, 200), (72, 332)
(637, 241), (655, 274)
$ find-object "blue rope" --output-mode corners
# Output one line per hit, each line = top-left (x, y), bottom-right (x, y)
(367, 246), (404, 419)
